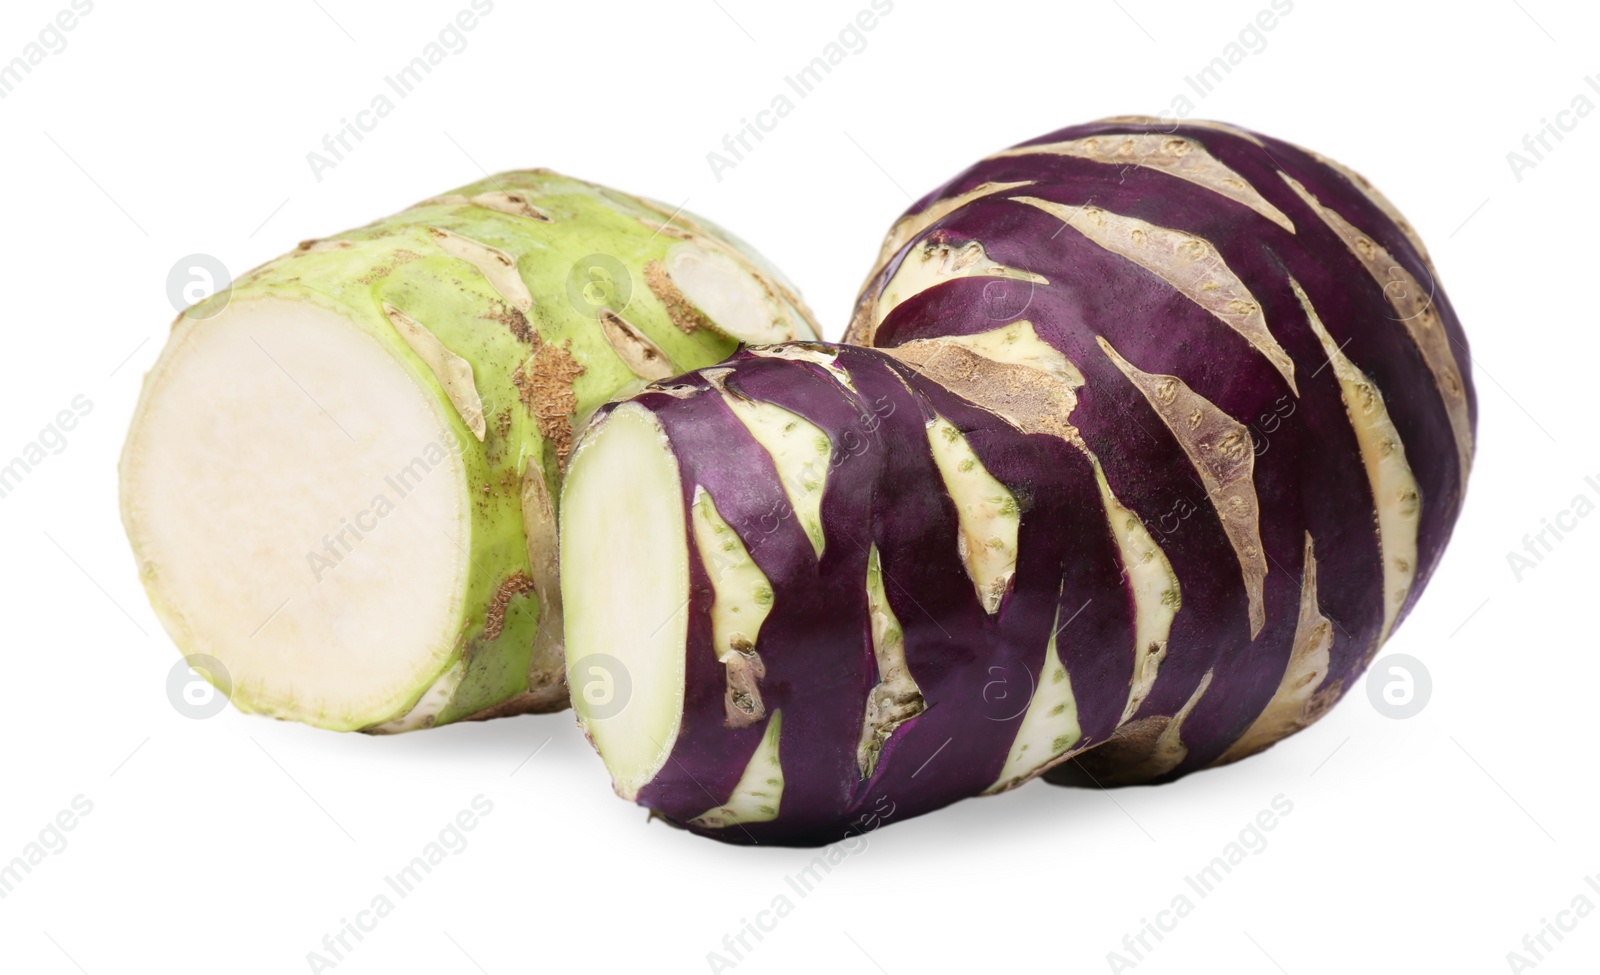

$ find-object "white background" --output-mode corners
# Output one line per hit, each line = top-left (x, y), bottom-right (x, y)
(1, 0), (1593, 972)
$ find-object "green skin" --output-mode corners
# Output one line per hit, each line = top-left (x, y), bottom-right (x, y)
(147, 170), (816, 731)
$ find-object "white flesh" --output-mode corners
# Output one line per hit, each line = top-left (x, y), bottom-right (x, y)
(120, 298), (470, 730)
(1087, 456), (1181, 727)
(666, 242), (792, 344)
(425, 226), (533, 312)
(719, 396), (830, 559)
(382, 303), (486, 441)
(369, 659), (467, 734)
(925, 417), (1019, 615)
(691, 485), (775, 727)
(988, 599), (1082, 793)
(690, 486), (775, 660)
(1291, 277), (1420, 645)
(870, 238), (1046, 328)
(1218, 532), (1335, 763)
(1278, 173), (1472, 479)
(876, 180), (1036, 268)
(855, 545), (925, 778)
(689, 711), (785, 829)
(560, 403), (690, 800)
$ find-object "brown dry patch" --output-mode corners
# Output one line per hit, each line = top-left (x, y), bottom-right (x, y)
(1057, 669), (1215, 785)
(723, 647), (767, 729)
(295, 238), (354, 255)
(462, 684), (570, 721)
(1067, 716), (1171, 785)
(356, 248), (423, 285)
(1307, 678), (1344, 725)
(519, 463), (566, 705)
(886, 340), (1082, 443)
(645, 260), (715, 334)
(512, 340), (587, 469)
(842, 293), (881, 346)
(857, 680), (926, 780)
(482, 572), (536, 642)
(486, 302), (535, 344)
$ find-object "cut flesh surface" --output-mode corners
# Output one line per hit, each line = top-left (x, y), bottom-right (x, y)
(119, 298), (471, 731)
(560, 403), (690, 800)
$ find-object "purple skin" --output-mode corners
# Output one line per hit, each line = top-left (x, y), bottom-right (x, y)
(571, 119), (1474, 844)
(588, 345), (1147, 844)
(855, 118), (1473, 781)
